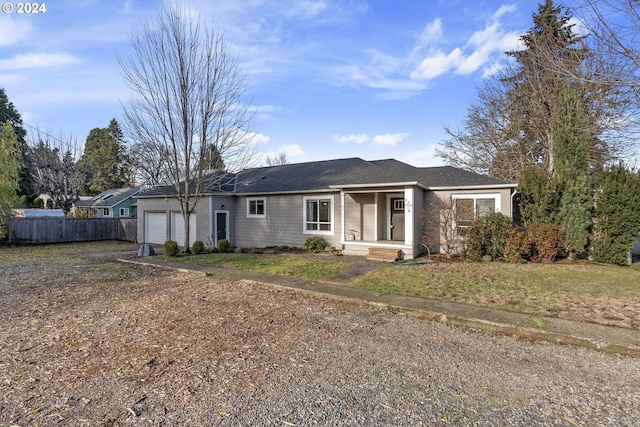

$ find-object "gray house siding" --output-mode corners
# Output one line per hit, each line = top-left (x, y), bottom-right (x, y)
(234, 193), (342, 249)
(422, 187), (514, 253)
(344, 193), (376, 241)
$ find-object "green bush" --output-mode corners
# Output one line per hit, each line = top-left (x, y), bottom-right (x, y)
(466, 212), (513, 260)
(305, 236), (326, 253)
(217, 239), (230, 253)
(164, 240), (180, 257)
(192, 240), (205, 254)
(591, 165), (640, 266)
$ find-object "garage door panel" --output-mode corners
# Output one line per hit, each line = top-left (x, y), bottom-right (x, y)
(145, 212), (166, 244)
(171, 212), (196, 247)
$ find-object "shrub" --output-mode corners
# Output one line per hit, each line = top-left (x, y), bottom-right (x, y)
(192, 240), (205, 254)
(217, 239), (230, 253)
(504, 227), (531, 263)
(305, 236), (326, 253)
(591, 165), (640, 266)
(465, 212), (513, 260)
(164, 240), (180, 257)
(504, 222), (564, 263)
(528, 222), (564, 262)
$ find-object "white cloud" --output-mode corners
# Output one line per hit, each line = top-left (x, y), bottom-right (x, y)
(333, 133), (369, 144)
(399, 144), (443, 167)
(410, 48), (463, 80)
(0, 53), (80, 70)
(285, 0), (328, 19)
(372, 133), (409, 147)
(246, 132), (271, 146)
(411, 6), (521, 81)
(280, 143), (304, 157)
(417, 18), (443, 46)
(0, 17), (32, 46)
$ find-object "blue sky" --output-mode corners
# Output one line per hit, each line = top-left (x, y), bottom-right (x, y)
(1, 0), (564, 167)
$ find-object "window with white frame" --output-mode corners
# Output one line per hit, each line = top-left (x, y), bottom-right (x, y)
(102, 208), (111, 217)
(303, 196), (333, 234)
(119, 207), (130, 217)
(452, 194), (500, 231)
(247, 198), (266, 217)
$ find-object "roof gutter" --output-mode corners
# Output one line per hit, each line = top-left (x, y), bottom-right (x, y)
(426, 183), (518, 191)
(329, 181), (424, 190)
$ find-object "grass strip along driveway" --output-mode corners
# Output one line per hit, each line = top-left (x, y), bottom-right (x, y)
(172, 252), (640, 329)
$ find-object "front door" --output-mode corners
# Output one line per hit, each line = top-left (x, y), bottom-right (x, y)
(390, 198), (405, 241)
(215, 211), (229, 244)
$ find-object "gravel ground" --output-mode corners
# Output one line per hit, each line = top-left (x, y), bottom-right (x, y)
(218, 308), (640, 426)
(1, 242), (639, 426)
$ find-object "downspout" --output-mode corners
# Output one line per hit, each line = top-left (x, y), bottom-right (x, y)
(510, 189), (518, 220)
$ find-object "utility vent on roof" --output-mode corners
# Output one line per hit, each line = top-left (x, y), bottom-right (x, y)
(102, 194), (113, 200)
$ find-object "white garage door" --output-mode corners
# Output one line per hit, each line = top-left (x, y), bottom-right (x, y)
(145, 212), (166, 244)
(171, 212), (196, 248)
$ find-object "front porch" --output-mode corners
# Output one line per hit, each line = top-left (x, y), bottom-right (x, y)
(335, 185), (421, 260)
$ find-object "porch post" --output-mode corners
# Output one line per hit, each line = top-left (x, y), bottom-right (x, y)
(340, 191), (345, 243)
(404, 186), (414, 247)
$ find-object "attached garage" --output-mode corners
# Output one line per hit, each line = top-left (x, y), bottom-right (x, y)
(144, 212), (167, 244)
(171, 211), (196, 248)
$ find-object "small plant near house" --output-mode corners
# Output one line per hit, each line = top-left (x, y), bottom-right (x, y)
(192, 240), (205, 254)
(217, 239), (230, 253)
(466, 212), (513, 260)
(164, 240), (180, 257)
(305, 236), (326, 253)
(505, 222), (564, 263)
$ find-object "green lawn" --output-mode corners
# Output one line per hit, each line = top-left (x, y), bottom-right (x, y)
(166, 252), (352, 282)
(351, 261), (640, 327)
(164, 252), (640, 328)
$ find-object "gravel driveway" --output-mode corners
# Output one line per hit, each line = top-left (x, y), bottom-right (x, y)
(1, 242), (639, 426)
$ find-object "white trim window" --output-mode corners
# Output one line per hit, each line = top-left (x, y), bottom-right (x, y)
(119, 207), (130, 217)
(451, 193), (501, 230)
(303, 196), (333, 235)
(247, 198), (266, 218)
(102, 208), (112, 217)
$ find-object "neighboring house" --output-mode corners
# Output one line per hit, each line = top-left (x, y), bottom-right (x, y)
(73, 187), (140, 219)
(135, 158), (517, 259)
(11, 208), (66, 218)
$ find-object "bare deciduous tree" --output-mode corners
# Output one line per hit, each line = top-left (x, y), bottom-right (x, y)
(264, 153), (289, 167)
(120, 4), (258, 252)
(423, 196), (473, 258)
(27, 130), (83, 210)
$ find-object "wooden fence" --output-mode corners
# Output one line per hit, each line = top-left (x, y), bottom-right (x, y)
(8, 218), (137, 244)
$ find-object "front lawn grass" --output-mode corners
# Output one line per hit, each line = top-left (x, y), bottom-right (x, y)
(166, 252), (351, 282)
(164, 251), (640, 327)
(352, 261), (640, 327)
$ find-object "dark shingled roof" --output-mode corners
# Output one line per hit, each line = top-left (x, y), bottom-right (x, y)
(235, 158), (514, 193)
(75, 187), (141, 208)
(137, 158), (515, 197)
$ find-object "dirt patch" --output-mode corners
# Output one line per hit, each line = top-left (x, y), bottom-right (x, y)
(0, 242), (350, 425)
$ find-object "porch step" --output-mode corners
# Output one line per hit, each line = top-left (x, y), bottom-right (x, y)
(366, 247), (401, 262)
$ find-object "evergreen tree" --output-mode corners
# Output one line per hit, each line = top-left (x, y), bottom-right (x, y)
(0, 88), (33, 201)
(516, 166), (557, 226)
(77, 120), (130, 195)
(553, 85), (593, 258)
(0, 123), (21, 238)
(592, 165), (640, 266)
(438, 0), (620, 180)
